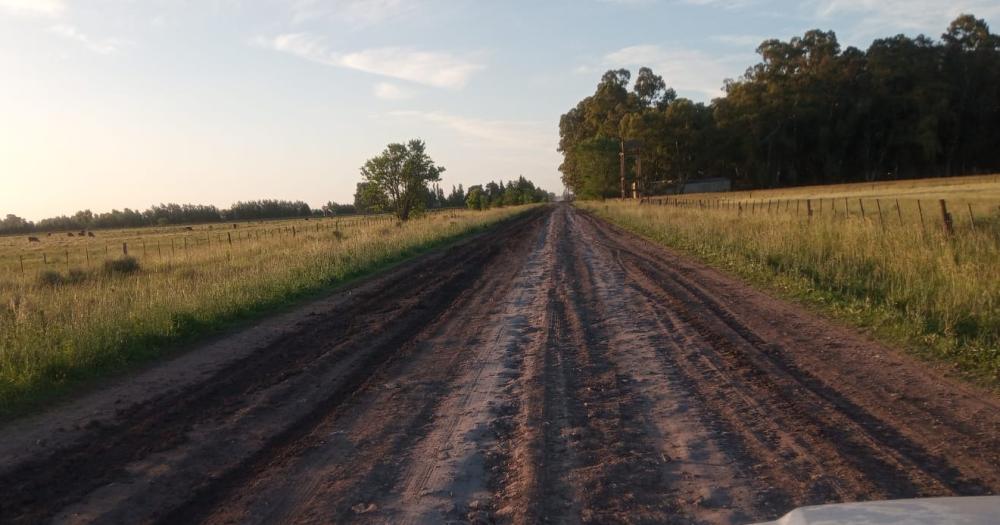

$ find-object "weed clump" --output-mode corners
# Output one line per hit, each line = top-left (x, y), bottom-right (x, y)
(36, 268), (90, 287)
(104, 256), (141, 276)
(37, 270), (64, 287)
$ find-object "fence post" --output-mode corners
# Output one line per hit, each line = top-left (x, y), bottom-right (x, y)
(895, 199), (903, 226)
(292, 226), (296, 237)
(875, 199), (885, 231)
(859, 199), (866, 219)
(917, 200), (926, 234)
(65, 249), (69, 266)
(122, 242), (128, 256)
(939, 199), (954, 236)
(19, 255), (24, 274)
(227, 232), (233, 246)
(806, 199), (813, 220)
(43, 253), (47, 264)
(844, 197), (849, 217)
(967, 203), (976, 232)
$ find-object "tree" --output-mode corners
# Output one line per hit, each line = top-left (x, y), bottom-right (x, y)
(359, 139), (444, 221)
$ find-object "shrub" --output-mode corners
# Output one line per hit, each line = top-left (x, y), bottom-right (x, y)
(37, 270), (64, 287)
(104, 256), (141, 276)
(65, 268), (89, 284)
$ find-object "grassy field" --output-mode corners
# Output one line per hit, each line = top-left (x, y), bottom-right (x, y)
(0, 207), (535, 419)
(579, 175), (1000, 383)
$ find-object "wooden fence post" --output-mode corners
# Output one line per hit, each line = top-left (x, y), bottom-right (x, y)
(292, 226), (296, 237)
(939, 199), (954, 235)
(917, 200), (926, 234)
(859, 199), (866, 219)
(19, 255), (24, 274)
(967, 203), (976, 232)
(806, 199), (813, 220)
(844, 197), (849, 216)
(895, 199), (903, 226)
(875, 199), (885, 231)
(122, 242), (128, 256)
(227, 232), (233, 246)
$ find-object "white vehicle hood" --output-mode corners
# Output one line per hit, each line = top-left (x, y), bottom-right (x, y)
(752, 496), (1000, 525)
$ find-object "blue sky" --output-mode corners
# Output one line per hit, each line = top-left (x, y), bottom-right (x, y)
(2, 0), (997, 220)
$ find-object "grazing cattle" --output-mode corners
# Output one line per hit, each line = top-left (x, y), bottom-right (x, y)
(78, 231), (86, 237)
(67, 232), (75, 237)
(184, 226), (194, 231)
(87, 231), (96, 237)
(27, 236), (40, 243)
(233, 224), (238, 229)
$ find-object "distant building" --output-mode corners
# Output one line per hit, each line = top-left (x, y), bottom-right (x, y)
(679, 177), (731, 194)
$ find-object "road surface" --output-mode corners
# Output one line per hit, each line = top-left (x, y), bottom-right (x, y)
(1, 204), (998, 524)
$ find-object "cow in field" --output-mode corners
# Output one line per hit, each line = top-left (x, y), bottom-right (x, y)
(27, 236), (40, 243)
(67, 232), (75, 237)
(184, 226), (194, 231)
(87, 231), (96, 237)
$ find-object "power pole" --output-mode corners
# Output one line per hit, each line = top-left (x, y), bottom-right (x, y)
(619, 139), (626, 200)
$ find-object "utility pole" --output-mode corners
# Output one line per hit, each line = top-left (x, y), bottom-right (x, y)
(619, 139), (626, 200)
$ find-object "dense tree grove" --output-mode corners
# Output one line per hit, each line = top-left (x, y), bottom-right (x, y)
(353, 140), (551, 218)
(559, 14), (1000, 198)
(465, 176), (554, 210)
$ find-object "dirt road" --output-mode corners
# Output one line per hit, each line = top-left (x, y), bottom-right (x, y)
(2, 204), (998, 524)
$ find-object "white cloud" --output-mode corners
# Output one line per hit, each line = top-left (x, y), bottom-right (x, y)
(595, 45), (751, 100)
(0, 0), (64, 16)
(681, 0), (760, 8)
(290, 0), (420, 25)
(711, 34), (766, 47)
(387, 110), (552, 151)
(265, 33), (483, 89)
(811, 0), (1000, 36)
(373, 82), (413, 100)
(48, 24), (122, 54)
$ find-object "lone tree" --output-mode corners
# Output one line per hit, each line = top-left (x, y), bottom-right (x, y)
(360, 139), (444, 221)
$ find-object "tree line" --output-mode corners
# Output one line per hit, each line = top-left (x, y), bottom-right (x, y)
(3, 140), (553, 234)
(559, 14), (1000, 198)
(1, 199), (315, 235)
(342, 139), (553, 220)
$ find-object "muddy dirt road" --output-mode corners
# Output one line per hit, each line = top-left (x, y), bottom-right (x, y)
(1, 204), (998, 524)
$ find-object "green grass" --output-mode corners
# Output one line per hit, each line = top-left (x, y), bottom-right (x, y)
(0, 207), (536, 420)
(578, 177), (1000, 385)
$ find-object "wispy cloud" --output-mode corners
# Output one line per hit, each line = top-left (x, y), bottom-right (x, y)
(810, 0), (1000, 36)
(48, 24), (122, 54)
(290, 0), (421, 25)
(583, 44), (752, 100)
(681, 0), (761, 9)
(0, 0), (64, 16)
(711, 34), (766, 47)
(373, 82), (413, 100)
(264, 33), (484, 89)
(387, 110), (552, 151)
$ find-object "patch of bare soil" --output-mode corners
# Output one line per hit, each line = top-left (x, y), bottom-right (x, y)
(1, 204), (997, 524)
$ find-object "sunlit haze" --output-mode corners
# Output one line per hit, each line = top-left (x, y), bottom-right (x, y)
(1, 0), (996, 220)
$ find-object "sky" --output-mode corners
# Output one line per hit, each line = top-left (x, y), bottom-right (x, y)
(1, 0), (998, 220)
